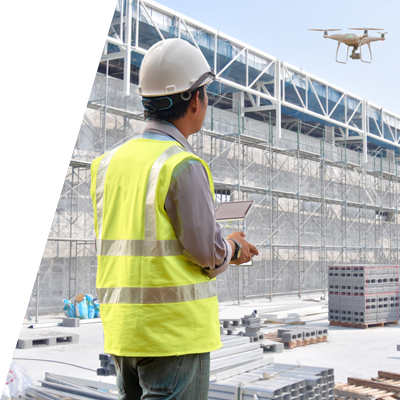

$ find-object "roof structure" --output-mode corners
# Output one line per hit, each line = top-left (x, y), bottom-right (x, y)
(101, 0), (400, 161)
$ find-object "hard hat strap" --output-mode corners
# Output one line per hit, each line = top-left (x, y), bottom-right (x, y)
(187, 70), (216, 92)
(142, 93), (188, 112)
(142, 70), (215, 112)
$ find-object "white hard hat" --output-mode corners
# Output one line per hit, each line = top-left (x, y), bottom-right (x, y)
(137, 38), (215, 98)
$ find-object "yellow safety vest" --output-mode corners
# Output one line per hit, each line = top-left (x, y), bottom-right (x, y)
(90, 132), (222, 357)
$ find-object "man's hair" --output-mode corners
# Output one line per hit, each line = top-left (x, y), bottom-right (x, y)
(144, 86), (206, 122)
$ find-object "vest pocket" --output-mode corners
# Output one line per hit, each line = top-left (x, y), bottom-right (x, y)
(138, 355), (185, 394)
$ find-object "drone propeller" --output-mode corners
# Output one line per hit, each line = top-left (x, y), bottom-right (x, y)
(309, 29), (342, 36)
(349, 28), (384, 31)
(309, 29), (342, 31)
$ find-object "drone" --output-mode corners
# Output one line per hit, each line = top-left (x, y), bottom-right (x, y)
(309, 28), (387, 64)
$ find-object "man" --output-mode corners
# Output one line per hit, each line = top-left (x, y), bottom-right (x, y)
(90, 38), (258, 399)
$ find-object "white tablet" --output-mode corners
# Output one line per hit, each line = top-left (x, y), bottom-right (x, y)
(215, 200), (254, 221)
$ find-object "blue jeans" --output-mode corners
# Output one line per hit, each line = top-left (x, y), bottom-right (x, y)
(112, 353), (210, 400)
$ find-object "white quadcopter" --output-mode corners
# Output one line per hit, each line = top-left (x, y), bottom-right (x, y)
(309, 28), (387, 64)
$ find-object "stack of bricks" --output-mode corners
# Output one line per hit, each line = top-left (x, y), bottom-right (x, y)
(220, 318), (241, 335)
(97, 354), (116, 376)
(278, 327), (328, 342)
(328, 264), (399, 325)
(220, 313), (264, 342)
(240, 313), (265, 342)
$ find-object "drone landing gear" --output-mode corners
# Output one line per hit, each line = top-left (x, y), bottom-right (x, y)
(349, 43), (372, 63)
(335, 42), (349, 64)
(360, 43), (372, 63)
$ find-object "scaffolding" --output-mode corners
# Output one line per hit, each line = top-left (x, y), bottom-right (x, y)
(195, 97), (399, 302)
(30, 0), (400, 315)
(0, 15), (142, 327)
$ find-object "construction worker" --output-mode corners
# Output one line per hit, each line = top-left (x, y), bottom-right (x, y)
(90, 38), (258, 399)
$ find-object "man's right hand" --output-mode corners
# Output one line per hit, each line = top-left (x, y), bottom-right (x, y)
(226, 231), (258, 265)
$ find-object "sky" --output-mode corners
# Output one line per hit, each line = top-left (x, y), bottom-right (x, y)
(155, 0), (400, 115)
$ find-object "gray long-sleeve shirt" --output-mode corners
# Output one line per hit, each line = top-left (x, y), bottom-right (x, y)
(144, 120), (232, 278)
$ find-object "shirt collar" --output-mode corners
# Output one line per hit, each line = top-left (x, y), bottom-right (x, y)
(144, 120), (195, 154)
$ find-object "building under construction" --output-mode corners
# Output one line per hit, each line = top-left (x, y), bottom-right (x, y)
(28, 0), (400, 316)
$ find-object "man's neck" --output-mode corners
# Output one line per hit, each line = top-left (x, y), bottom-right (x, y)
(168, 118), (194, 140)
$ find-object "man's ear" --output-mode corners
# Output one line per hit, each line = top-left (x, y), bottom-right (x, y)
(189, 91), (201, 112)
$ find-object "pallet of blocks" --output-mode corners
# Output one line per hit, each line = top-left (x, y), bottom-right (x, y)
(335, 371), (400, 400)
(209, 363), (335, 400)
(264, 326), (329, 349)
(328, 264), (399, 328)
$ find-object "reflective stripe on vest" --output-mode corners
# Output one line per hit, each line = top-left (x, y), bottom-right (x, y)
(97, 280), (218, 304)
(95, 146), (121, 241)
(96, 238), (183, 257)
(95, 141), (185, 257)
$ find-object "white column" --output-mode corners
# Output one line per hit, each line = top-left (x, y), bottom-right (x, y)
(275, 60), (281, 138)
(123, 0), (133, 97)
(362, 100), (368, 164)
(325, 126), (335, 144)
(232, 92), (245, 116)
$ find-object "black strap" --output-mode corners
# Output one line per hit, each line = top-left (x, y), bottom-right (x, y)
(142, 70), (216, 112)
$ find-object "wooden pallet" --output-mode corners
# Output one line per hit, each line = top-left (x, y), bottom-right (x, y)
(330, 321), (398, 329)
(335, 382), (395, 400)
(335, 371), (400, 400)
(263, 331), (328, 349)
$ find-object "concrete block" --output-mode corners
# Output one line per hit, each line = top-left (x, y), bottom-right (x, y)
(314, 327), (328, 337)
(303, 329), (317, 339)
(244, 317), (262, 327)
(249, 333), (265, 342)
(282, 332), (302, 342)
(241, 312), (257, 325)
(277, 328), (291, 338)
(17, 330), (79, 349)
(245, 326), (260, 335)
(261, 340), (284, 353)
(220, 318), (241, 328)
(62, 317), (80, 327)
